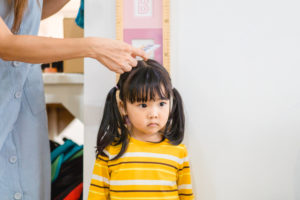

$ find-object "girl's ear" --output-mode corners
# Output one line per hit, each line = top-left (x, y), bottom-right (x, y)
(118, 100), (127, 116)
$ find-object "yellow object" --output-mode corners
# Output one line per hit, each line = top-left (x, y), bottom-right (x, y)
(88, 136), (194, 200)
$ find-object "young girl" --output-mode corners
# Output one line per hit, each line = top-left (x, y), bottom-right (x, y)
(88, 59), (194, 200)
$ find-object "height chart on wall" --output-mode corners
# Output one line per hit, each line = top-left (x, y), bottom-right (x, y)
(116, 0), (170, 72)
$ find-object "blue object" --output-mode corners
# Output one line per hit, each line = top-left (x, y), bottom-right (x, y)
(0, 0), (51, 199)
(51, 139), (76, 162)
(75, 0), (84, 29)
(50, 139), (82, 182)
(63, 145), (83, 162)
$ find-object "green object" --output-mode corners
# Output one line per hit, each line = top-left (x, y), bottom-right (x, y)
(69, 149), (83, 161)
(51, 155), (63, 182)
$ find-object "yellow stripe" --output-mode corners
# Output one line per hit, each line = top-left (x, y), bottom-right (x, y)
(114, 168), (176, 176)
(95, 163), (107, 169)
(89, 190), (106, 195)
(111, 195), (179, 200)
(179, 173), (191, 177)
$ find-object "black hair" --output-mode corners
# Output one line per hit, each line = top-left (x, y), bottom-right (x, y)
(96, 59), (185, 160)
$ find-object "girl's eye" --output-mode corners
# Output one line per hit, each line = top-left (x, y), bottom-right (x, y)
(160, 102), (166, 107)
(139, 103), (147, 108)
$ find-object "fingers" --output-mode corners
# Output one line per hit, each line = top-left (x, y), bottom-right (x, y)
(120, 54), (138, 72)
(119, 44), (146, 70)
(115, 62), (132, 73)
(131, 46), (148, 61)
(96, 39), (148, 74)
(122, 63), (132, 72)
(101, 58), (124, 74)
(110, 65), (124, 74)
(128, 56), (138, 67)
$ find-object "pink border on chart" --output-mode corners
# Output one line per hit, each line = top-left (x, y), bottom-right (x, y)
(123, 0), (163, 29)
(124, 29), (163, 64)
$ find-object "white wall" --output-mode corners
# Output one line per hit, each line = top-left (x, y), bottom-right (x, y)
(84, 1), (117, 199)
(84, 0), (300, 199)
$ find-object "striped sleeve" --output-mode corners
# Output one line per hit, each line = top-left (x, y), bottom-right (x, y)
(88, 155), (110, 200)
(177, 145), (194, 200)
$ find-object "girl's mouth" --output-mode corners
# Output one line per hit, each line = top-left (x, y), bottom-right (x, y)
(147, 123), (159, 127)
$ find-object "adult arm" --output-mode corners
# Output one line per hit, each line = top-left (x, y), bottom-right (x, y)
(0, 17), (147, 73)
(42, 0), (70, 19)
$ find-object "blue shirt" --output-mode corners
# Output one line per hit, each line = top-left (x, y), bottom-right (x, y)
(0, 0), (50, 199)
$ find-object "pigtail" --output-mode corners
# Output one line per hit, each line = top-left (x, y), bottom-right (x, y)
(164, 88), (185, 145)
(96, 87), (129, 159)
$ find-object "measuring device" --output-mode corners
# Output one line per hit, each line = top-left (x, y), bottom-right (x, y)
(116, 0), (170, 72)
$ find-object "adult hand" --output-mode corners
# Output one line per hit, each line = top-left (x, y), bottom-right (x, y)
(89, 37), (148, 74)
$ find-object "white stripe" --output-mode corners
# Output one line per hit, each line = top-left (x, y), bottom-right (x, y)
(121, 152), (184, 164)
(104, 151), (189, 164)
(89, 190), (106, 196)
(182, 156), (189, 163)
(161, 144), (185, 150)
(103, 149), (111, 159)
(178, 184), (193, 190)
(110, 180), (176, 186)
(95, 163), (107, 169)
(114, 168), (176, 176)
(92, 174), (110, 184)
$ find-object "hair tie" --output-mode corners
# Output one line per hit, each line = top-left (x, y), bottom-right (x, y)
(115, 85), (119, 90)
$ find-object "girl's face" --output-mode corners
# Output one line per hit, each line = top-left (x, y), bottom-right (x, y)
(124, 95), (170, 142)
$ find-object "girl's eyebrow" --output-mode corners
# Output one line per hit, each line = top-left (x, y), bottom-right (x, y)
(156, 97), (169, 101)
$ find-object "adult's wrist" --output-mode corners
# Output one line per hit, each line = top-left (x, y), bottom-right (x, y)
(85, 37), (102, 59)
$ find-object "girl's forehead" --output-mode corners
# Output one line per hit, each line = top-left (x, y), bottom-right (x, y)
(128, 94), (169, 102)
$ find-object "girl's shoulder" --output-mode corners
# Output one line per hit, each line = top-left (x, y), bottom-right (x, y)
(152, 139), (189, 158)
(164, 138), (187, 150)
(97, 143), (122, 160)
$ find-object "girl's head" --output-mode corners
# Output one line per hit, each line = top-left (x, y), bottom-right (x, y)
(97, 59), (185, 159)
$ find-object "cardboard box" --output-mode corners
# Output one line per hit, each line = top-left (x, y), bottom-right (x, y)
(63, 18), (84, 73)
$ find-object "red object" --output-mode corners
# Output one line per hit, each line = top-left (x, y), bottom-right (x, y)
(64, 183), (83, 200)
(44, 67), (57, 73)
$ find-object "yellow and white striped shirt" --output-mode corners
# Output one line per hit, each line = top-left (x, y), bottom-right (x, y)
(88, 136), (194, 200)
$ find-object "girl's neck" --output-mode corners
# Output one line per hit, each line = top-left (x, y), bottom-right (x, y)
(130, 130), (163, 143)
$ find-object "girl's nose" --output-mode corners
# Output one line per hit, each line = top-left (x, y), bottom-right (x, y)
(148, 108), (158, 118)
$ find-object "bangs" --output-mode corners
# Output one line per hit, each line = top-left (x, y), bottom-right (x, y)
(123, 65), (172, 103)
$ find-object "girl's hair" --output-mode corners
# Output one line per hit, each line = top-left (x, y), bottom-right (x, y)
(96, 59), (185, 160)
